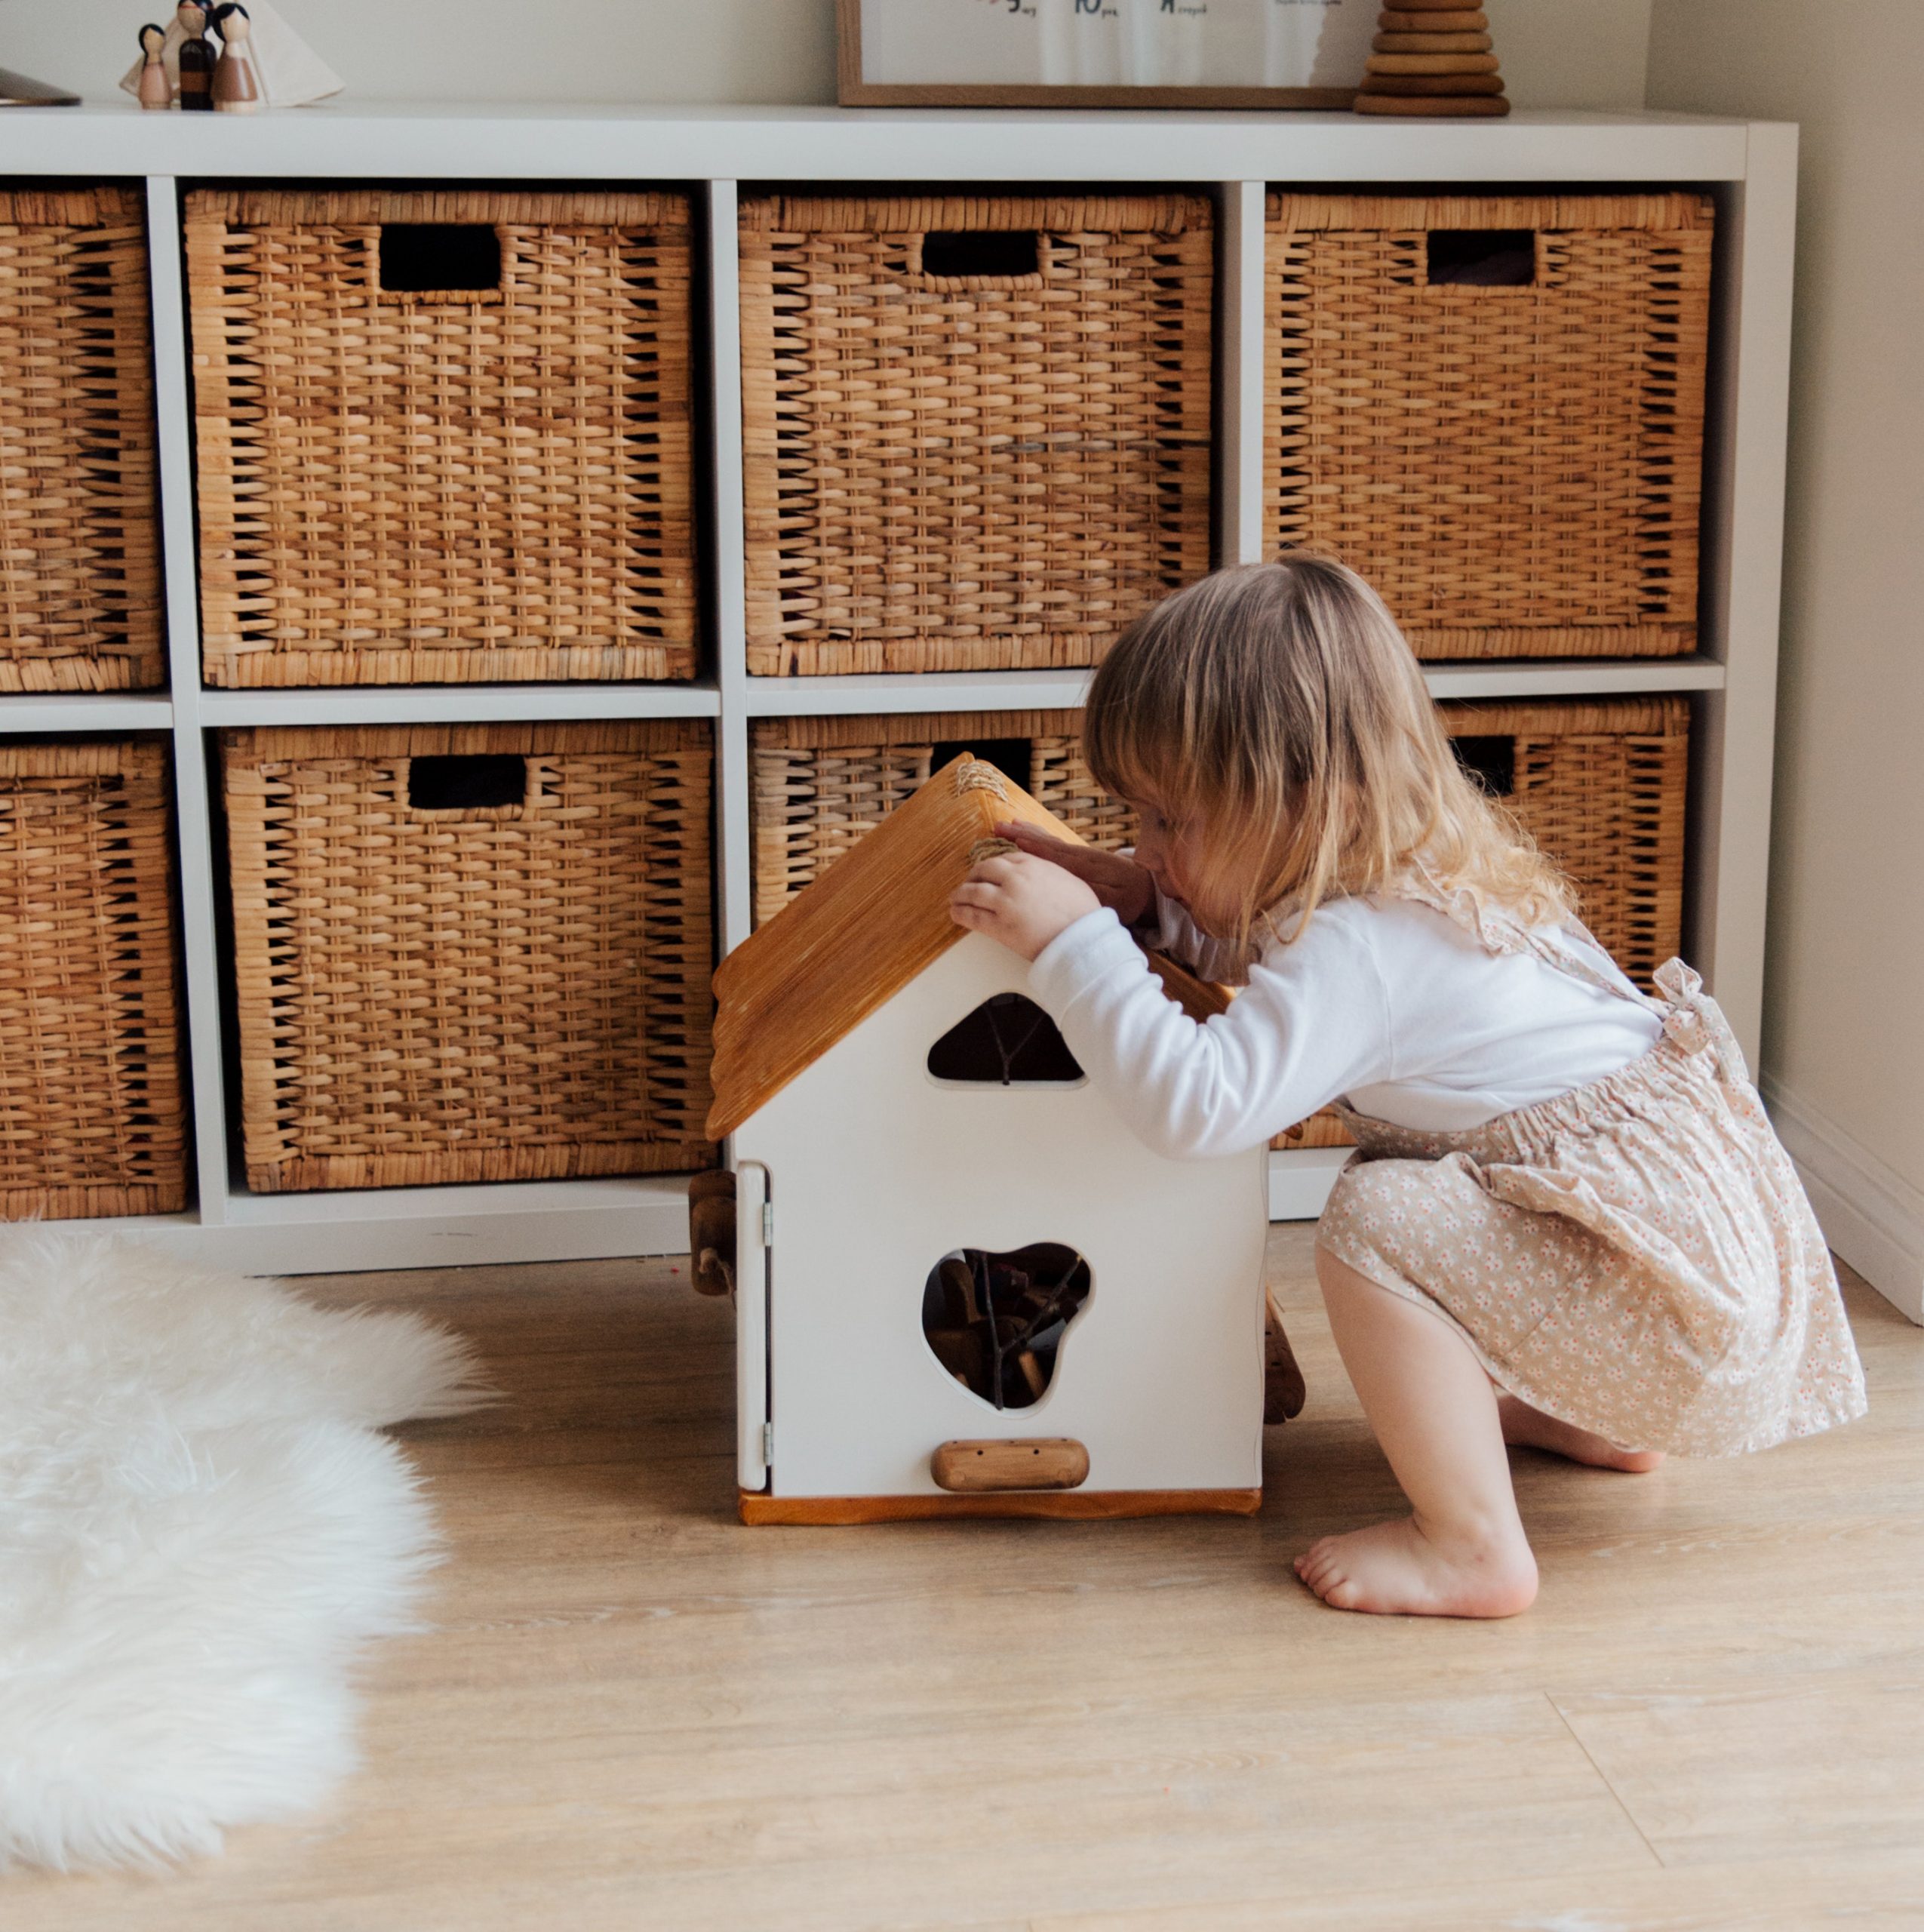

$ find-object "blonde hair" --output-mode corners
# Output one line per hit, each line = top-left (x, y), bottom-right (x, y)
(1083, 555), (1574, 943)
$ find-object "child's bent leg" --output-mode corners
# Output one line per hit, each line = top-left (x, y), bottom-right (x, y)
(1497, 1395), (1665, 1474)
(1296, 1251), (1538, 1618)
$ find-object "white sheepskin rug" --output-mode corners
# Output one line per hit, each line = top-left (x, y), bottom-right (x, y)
(0, 1230), (491, 1874)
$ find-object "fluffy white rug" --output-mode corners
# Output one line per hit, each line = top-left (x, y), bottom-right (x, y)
(0, 1231), (491, 1874)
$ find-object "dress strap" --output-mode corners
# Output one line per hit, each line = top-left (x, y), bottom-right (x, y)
(1651, 957), (1751, 1084)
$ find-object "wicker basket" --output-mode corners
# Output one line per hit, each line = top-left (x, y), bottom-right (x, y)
(751, 712), (1133, 925)
(186, 189), (697, 688)
(1267, 193), (1713, 660)
(0, 741), (186, 1217)
(1280, 697), (1691, 1149)
(0, 188), (162, 693)
(740, 194), (1214, 676)
(222, 721), (714, 1192)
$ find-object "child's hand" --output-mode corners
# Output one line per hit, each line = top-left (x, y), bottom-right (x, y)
(950, 851), (1102, 962)
(989, 820), (1155, 929)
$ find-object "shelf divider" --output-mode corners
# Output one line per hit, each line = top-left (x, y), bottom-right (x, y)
(146, 174), (233, 1229)
(0, 694), (174, 734)
(195, 681), (722, 728)
(1270, 1147), (1351, 1222)
(706, 179), (754, 961)
(0, 130), (1777, 1265)
(1421, 656), (1726, 700)
(1686, 127), (1800, 1066)
(1220, 179), (1268, 570)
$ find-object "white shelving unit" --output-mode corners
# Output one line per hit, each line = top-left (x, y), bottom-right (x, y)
(0, 103), (1796, 1272)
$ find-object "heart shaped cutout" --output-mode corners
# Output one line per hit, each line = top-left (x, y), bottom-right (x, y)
(921, 1242), (1091, 1411)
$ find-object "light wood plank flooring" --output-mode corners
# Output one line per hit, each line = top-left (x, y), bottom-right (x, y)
(14, 1232), (1922, 1930)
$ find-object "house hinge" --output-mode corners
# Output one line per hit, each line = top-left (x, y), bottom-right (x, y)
(761, 1201), (775, 1244)
(761, 1421), (776, 1463)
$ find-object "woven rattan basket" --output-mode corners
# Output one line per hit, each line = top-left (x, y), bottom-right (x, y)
(0, 188), (162, 693)
(1267, 193), (1713, 660)
(740, 194), (1214, 676)
(186, 189), (697, 688)
(751, 712), (1133, 926)
(0, 740), (186, 1217)
(223, 721), (715, 1192)
(1281, 696), (1691, 1149)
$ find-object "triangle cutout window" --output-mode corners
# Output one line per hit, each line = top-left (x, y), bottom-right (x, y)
(927, 993), (1084, 1087)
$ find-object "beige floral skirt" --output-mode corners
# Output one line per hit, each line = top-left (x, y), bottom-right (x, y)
(1316, 965), (1867, 1457)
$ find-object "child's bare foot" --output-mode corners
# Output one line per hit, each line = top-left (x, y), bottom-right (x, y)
(1498, 1395), (1665, 1473)
(1294, 1516), (1538, 1619)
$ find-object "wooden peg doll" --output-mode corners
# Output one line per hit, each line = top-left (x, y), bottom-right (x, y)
(211, 3), (262, 113)
(176, 0), (216, 110)
(136, 24), (171, 109)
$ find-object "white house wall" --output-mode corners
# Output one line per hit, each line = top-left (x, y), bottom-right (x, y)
(734, 934), (1269, 1500)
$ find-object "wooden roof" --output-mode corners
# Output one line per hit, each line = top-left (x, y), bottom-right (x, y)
(706, 753), (1227, 1140)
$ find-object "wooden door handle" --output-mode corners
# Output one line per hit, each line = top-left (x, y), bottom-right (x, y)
(931, 1438), (1090, 1493)
(687, 1168), (736, 1297)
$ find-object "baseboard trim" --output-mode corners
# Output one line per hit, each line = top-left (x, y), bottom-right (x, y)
(1763, 1077), (1924, 1324)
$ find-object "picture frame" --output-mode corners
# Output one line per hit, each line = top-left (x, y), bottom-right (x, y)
(836, 0), (1367, 111)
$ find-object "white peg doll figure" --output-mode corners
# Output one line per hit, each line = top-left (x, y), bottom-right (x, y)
(211, 4), (263, 112)
(136, 23), (171, 109)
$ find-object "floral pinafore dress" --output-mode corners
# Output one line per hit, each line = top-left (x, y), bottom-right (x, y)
(1315, 882), (1867, 1457)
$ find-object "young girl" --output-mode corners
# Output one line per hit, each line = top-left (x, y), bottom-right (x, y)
(949, 555), (1866, 1620)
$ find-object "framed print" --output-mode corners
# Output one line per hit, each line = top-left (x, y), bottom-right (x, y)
(837, 0), (1372, 110)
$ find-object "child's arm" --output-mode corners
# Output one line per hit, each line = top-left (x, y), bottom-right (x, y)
(1134, 887), (1256, 988)
(991, 820), (1252, 983)
(951, 854), (1389, 1159)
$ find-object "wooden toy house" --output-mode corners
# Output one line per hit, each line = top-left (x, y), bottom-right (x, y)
(706, 755), (1270, 1524)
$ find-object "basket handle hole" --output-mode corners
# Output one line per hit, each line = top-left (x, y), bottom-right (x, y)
(378, 223), (503, 294)
(1452, 735), (1517, 798)
(1427, 230), (1535, 287)
(921, 230), (1040, 280)
(929, 737), (1032, 792)
(407, 754), (527, 812)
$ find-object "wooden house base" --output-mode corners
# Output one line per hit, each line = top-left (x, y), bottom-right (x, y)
(739, 1488), (1264, 1525)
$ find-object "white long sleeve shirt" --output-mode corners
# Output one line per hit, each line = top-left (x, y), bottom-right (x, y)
(1026, 890), (1662, 1161)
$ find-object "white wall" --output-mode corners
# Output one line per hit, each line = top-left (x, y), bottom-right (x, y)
(10, 0), (1646, 110)
(1648, 0), (1924, 1314)
(1486, 0), (1651, 112)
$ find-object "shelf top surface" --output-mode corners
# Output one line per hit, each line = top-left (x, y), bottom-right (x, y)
(2, 100), (1769, 183)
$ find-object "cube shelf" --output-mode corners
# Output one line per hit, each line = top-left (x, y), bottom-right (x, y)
(0, 108), (1793, 1271)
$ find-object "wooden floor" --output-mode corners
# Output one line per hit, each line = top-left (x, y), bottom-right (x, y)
(17, 1232), (1924, 1930)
